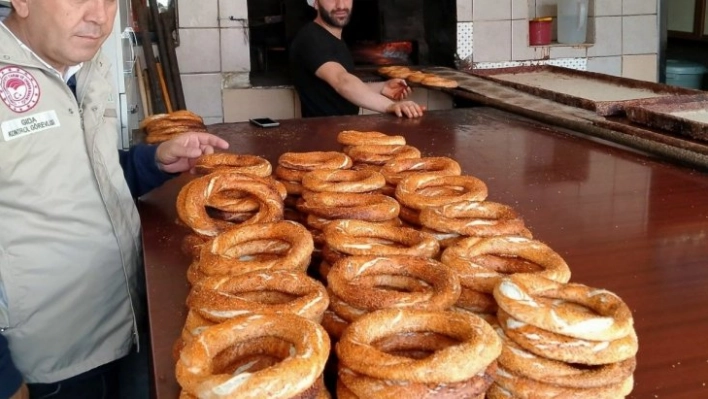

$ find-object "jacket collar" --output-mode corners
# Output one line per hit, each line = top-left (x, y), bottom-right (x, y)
(0, 22), (44, 70)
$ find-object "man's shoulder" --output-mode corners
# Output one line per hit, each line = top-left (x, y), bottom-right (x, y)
(292, 22), (319, 44)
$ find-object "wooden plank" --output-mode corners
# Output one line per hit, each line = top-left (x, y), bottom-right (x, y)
(161, 10), (186, 110)
(132, 0), (165, 114)
(148, 0), (177, 110)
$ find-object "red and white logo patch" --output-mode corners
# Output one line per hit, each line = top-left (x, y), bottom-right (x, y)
(0, 66), (41, 113)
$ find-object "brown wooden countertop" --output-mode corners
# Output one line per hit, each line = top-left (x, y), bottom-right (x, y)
(138, 107), (708, 399)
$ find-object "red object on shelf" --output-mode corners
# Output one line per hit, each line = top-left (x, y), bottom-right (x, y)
(529, 18), (552, 45)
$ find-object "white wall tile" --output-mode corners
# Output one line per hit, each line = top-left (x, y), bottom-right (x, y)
(623, 0), (657, 15)
(457, 22), (474, 60)
(512, 19), (547, 60)
(546, 57), (588, 70)
(473, 20), (512, 62)
(535, 0), (557, 18)
(622, 54), (659, 82)
(551, 45), (588, 59)
(592, 0), (622, 16)
(223, 72), (251, 89)
(221, 28), (251, 72)
(175, 29), (221, 73)
(219, 0), (249, 28)
(474, 0), (512, 21)
(457, 0), (473, 22)
(622, 15), (658, 54)
(512, 0), (529, 19)
(587, 56), (622, 76)
(178, 0), (218, 28)
(181, 73), (224, 118)
(203, 116), (224, 125)
(474, 58), (587, 70)
(587, 16), (622, 56)
(223, 88), (297, 122)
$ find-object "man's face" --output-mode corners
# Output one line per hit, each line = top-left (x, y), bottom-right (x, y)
(11, 0), (117, 72)
(316, 0), (353, 28)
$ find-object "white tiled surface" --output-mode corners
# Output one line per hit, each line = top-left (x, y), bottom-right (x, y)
(591, 0), (623, 16)
(457, 0), (473, 22)
(181, 73), (224, 118)
(220, 28), (250, 72)
(622, 54), (658, 82)
(587, 16), (622, 57)
(623, 0), (657, 15)
(474, 0), (512, 21)
(551, 45), (588, 59)
(534, 0), (557, 18)
(223, 72), (251, 89)
(223, 88), (297, 122)
(512, 0), (529, 20)
(203, 116), (224, 125)
(474, 58), (588, 70)
(219, 0), (249, 28)
(178, 0), (218, 28)
(457, 22), (474, 60)
(622, 15), (658, 55)
(546, 58), (588, 70)
(587, 56), (622, 76)
(175, 29), (221, 73)
(473, 20), (512, 62)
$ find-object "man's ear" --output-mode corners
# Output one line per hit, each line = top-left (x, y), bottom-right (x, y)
(10, 0), (29, 18)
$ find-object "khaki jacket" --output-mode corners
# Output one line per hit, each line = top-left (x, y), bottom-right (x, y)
(0, 25), (141, 382)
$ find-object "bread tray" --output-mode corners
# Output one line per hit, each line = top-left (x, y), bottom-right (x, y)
(471, 65), (708, 116)
(626, 100), (708, 142)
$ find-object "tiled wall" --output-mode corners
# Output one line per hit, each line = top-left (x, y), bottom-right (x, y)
(173, 0), (660, 123)
(174, 0), (249, 124)
(456, 0), (659, 81)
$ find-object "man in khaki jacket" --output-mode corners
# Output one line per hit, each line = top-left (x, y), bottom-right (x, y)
(0, 1), (228, 398)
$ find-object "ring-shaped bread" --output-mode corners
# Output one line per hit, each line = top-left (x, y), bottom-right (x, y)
(336, 308), (502, 383)
(188, 270), (330, 323)
(323, 219), (439, 258)
(395, 174), (488, 210)
(176, 313), (330, 399)
(493, 274), (635, 341)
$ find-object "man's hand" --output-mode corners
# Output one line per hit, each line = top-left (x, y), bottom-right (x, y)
(11, 383), (29, 399)
(385, 101), (425, 118)
(381, 79), (411, 101)
(155, 132), (229, 174)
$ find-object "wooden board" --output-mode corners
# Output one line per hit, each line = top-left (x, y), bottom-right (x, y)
(470, 65), (707, 116)
(626, 101), (708, 142)
(417, 66), (708, 167)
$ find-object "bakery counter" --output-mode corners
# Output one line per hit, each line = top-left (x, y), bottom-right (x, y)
(138, 107), (708, 398)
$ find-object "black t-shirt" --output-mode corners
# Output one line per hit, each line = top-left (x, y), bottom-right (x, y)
(289, 22), (359, 118)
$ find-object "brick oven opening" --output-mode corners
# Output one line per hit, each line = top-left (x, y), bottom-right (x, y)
(246, 0), (457, 82)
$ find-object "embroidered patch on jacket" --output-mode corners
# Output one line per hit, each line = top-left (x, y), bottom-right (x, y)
(1, 110), (61, 141)
(0, 66), (41, 113)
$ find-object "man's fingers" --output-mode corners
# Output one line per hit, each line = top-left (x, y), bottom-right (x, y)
(190, 132), (229, 150)
(402, 102), (423, 118)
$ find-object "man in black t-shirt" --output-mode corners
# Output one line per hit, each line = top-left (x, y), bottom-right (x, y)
(289, 0), (425, 118)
